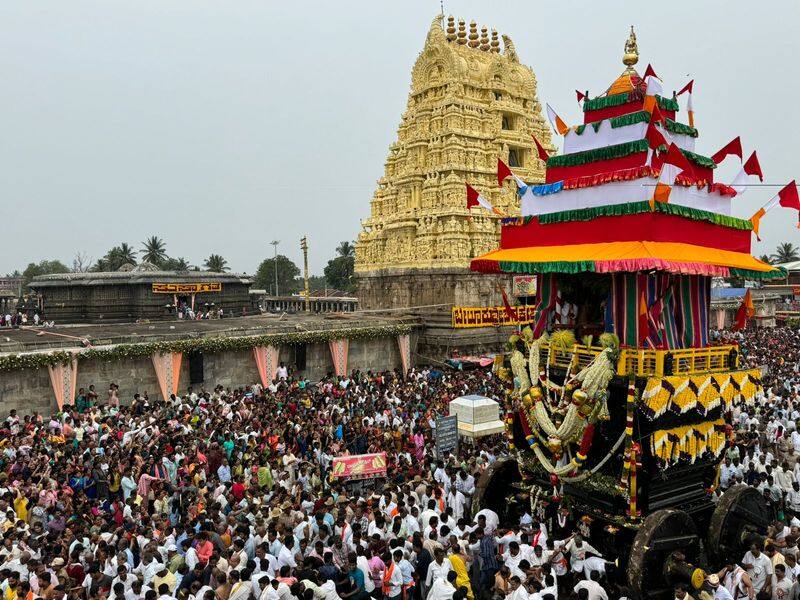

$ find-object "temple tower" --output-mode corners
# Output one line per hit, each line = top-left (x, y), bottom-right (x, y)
(355, 15), (553, 310)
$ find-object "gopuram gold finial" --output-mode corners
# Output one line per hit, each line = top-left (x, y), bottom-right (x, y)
(623, 25), (638, 72)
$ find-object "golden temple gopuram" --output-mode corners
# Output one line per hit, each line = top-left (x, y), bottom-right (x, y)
(356, 15), (554, 310)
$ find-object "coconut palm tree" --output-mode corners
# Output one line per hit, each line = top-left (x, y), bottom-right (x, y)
(141, 236), (167, 265)
(758, 254), (773, 265)
(203, 254), (229, 272)
(336, 241), (355, 258)
(770, 242), (800, 265)
(116, 243), (138, 264)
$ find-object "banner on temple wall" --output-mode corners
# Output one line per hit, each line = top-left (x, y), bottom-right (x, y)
(331, 453), (386, 480)
(452, 305), (537, 328)
(151, 283), (222, 294)
(47, 356), (78, 410)
(151, 352), (183, 400)
(329, 339), (349, 376)
(397, 335), (411, 375)
(253, 345), (280, 387)
(512, 276), (538, 297)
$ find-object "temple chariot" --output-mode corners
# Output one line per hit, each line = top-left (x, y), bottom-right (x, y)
(470, 29), (788, 598)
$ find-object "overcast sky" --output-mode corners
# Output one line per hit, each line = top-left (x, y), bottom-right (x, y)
(1, 0), (798, 276)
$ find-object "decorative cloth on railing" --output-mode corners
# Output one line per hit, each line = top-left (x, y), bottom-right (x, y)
(47, 355), (77, 410)
(329, 339), (350, 377)
(651, 419), (727, 465)
(640, 369), (762, 420)
(253, 345), (280, 387)
(151, 351), (182, 401)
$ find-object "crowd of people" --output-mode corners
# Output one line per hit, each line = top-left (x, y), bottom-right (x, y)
(0, 325), (797, 600)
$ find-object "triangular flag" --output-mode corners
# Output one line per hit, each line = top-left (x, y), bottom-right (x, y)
(546, 103), (569, 136)
(496, 284), (519, 322)
(576, 90), (586, 104)
(750, 180), (800, 237)
(730, 151), (764, 194)
(650, 104), (666, 125)
(676, 80), (694, 96)
(651, 144), (692, 208)
(643, 64), (659, 80)
(466, 183), (503, 216)
(532, 135), (549, 161)
(711, 137), (743, 164)
(497, 158), (513, 187)
(732, 290), (754, 331)
(645, 121), (668, 167)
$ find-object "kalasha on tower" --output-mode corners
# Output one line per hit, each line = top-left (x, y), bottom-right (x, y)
(469, 29), (799, 598)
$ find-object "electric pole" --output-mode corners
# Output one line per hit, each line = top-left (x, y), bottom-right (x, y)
(270, 240), (279, 297)
(300, 236), (310, 312)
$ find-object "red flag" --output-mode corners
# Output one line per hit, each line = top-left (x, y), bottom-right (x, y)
(643, 64), (659, 80)
(711, 137), (743, 164)
(743, 152), (764, 182)
(650, 104), (666, 125)
(778, 180), (800, 211)
(532, 135), (549, 161)
(663, 142), (694, 174)
(497, 285), (518, 322)
(731, 290), (754, 331)
(466, 184), (481, 209)
(645, 121), (668, 151)
(497, 158), (513, 187)
(676, 79), (694, 96)
(576, 90), (586, 104)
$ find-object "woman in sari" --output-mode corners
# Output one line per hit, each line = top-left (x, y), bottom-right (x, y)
(448, 541), (474, 600)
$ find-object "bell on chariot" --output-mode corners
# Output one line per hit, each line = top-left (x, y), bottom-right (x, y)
(467, 27), (796, 599)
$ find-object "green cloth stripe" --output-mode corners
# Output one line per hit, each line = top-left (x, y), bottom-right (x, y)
(583, 93), (679, 112)
(729, 267), (787, 280)
(547, 140), (715, 170)
(547, 140), (649, 167)
(497, 260), (596, 274)
(535, 202), (753, 231)
(681, 150), (717, 169)
(572, 111), (698, 138)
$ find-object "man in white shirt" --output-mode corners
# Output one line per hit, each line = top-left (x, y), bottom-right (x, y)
(574, 571), (609, 600)
(383, 551), (404, 600)
(742, 543), (773, 594)
(426, 570), (456, 600)
(425, 548), (452, 589)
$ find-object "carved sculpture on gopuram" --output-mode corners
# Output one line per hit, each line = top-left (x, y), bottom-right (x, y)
(355, 15), (554, 310)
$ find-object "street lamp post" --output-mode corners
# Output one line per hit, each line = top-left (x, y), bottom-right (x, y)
(270, 240), (280, 297)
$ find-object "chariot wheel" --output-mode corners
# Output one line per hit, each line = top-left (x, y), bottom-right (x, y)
(471, 457), (522, 521)
(627, 509), (705, 599)
(707, 484), (773, 564)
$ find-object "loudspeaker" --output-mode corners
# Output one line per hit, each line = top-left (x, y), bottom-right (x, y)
(295, 344), (306, 372)
(188, 351), (204, 384)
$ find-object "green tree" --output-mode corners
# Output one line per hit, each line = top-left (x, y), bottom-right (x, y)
(161, 256), (192, 271)
(203, 254), (229, 272)
(771, 242), (800, 264)
(141, 236), (167, 266)
(758, 254), (773, 265)
(22, 260), (70, 286)
(254, 255), (301, 295)
(323, 240), (355, 292)
(93, 243), (137, 271)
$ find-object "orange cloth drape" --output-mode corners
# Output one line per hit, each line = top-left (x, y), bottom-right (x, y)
(151, 352), (182, 400)
(397, 335), (411, 376)
(329, 339), (349, 377)
(47, 356), (78, 410)
(252, 345), (279, 386)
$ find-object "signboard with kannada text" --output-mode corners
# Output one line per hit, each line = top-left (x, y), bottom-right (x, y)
(331, 453), (387, 480)
(435, 415), (459, 457)
(152, 282), (222, 294)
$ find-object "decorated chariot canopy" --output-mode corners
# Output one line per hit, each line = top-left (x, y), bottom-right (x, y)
(469, 28), (793, 351)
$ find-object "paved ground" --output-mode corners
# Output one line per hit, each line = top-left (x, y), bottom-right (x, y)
(0, 312), (418, 353)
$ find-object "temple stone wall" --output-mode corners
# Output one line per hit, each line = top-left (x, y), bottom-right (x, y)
(357, 268), (513, 310)
(0, 334), (415, 417)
